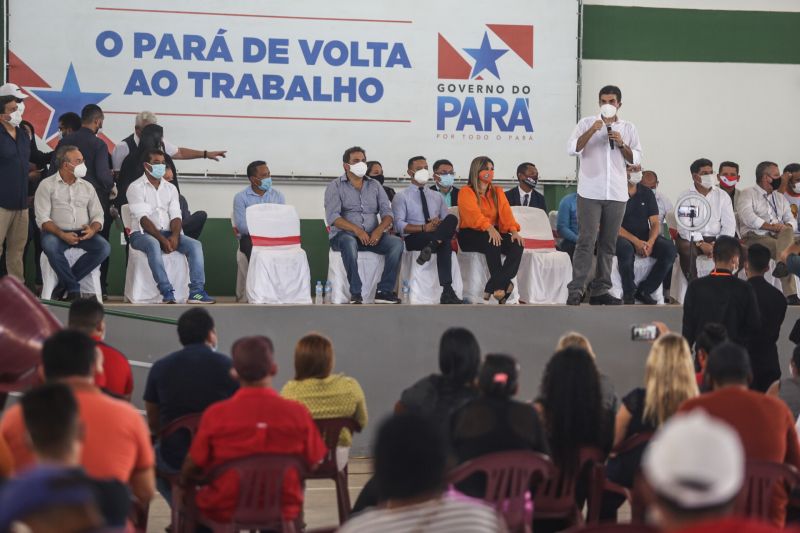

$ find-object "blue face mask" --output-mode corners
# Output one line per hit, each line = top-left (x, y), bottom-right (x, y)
(439, 173), (455, 188)
(149, 163), (166, 179)
(258, 177), (272, 191)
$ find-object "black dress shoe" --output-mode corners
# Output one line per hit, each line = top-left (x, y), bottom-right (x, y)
(566, 292), (582, 306)
(440, 286), (464, 304)
(416, 244), (434, 265)
(788, 295), (800, 306)
(773, 261), (790, 278)
(589, 293), (622, 305)
(622, 293), (635, 305)
(349, 294), (363, 304)
(635, 290), (658, 305)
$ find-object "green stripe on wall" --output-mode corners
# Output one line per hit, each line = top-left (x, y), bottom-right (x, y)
(583, 6), (800, 64)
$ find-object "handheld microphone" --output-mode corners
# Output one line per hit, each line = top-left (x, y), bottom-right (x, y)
(607, 124), (614, 150)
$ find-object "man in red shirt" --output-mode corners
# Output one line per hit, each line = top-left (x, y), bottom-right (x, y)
(68, 298), (133, 400)
(678, 342), (800, 527)
(180, 335), (326, 523)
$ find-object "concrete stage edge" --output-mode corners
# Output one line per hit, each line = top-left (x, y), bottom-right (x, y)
(45, 304), (800, 455)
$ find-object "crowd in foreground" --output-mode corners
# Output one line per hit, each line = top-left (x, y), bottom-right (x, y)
(0, 290), (799, 532)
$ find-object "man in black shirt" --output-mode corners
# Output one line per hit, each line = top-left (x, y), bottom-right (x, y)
(745, 244), (787, 392)
(682, 235), (760, 348)
(616, 170), (676, 304)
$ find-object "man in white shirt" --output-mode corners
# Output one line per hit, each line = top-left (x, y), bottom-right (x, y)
(35, 146), (110, 301)
(675, 158), (736, 280)
(110, 111), (227, 172)
(778, 163), (800, 239)
(737, 161), (798, 304)
(565, 85), (642, 305)
(126, 149), (215, 304)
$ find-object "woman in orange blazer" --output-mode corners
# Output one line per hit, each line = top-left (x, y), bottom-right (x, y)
(457, 156), (524, 304)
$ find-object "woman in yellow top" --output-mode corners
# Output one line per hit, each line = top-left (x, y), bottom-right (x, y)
(457, 156), (525, 303)
(281, 332), (368, 468)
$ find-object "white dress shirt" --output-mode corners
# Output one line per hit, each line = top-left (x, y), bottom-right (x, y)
(654, 189), (673, 225)
(34, 172), (104, 230)
(736, 184), (797, 236)
(676, 186), (736, 240)
(126, 175), (182, 233)
(567, 114), (642, 202)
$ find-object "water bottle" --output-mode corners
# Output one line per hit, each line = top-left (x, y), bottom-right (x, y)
(401, 280), (410, 304)
(314, 281), (323, 305)
(323, 280), (332, 304)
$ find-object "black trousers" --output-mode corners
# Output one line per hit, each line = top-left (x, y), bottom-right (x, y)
(457, 228), (523, 293)
(403, 214), (458, 287)
(559, 239), (576, 259)
(239, 234), (253, 261)
(182, 211), (207, 241)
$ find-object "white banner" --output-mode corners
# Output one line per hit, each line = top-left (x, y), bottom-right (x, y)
(9, 0), (578, 181)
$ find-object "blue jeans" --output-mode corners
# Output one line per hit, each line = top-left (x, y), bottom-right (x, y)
(40, 231), (110, 294)
(128, 230), (205, 296)
(330, 231), (403, 295)
(615, 235), (677, 296)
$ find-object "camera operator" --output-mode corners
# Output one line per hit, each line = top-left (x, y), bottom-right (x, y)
(675, 159), (736, 280)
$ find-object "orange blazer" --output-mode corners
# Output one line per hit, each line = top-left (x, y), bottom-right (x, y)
(458, 185), (520, 233)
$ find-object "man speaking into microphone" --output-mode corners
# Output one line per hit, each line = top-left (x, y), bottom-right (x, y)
(566, 85), (642, 305)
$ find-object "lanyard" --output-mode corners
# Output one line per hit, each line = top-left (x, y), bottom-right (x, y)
(765, 193), (779, 221)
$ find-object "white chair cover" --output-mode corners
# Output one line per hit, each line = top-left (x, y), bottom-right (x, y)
(609, 256), (665, 304)
(40, 248), (102, 302)
(670, 255), (715, 304)
(121, 204), (190, 304)
(244, 204), (311, 304)
(327, 249), (385, 304)
(511, 206), (571, 304)
(399, 249), (463, 304)
(457, 252), (520, 304)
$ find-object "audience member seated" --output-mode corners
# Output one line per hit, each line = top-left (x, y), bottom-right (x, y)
(232, 159), (286, 261)
(457, 156), (524, 304)
(717, 160), (742, 206)
(616, 167), (677, 304)
(68, 298), (133, 401)
(767, 345), (800, 419)
(430, 159), (459, 207)
(366, 160), (395, 202)
(392, 155), (463, 304)
(0, 330), (155, 506)
(144, 308), (238, 501)
(679, 342), (800, 527)
(746, 244), (788, 392)
(34, 145), (110, 301)
(556, 191), (578, 258)
(127, 149), (215, 304)
(682, 235), (760, 348)
(505, 162), (546, 209)
(603, 333), (699, 519)
(180, 335), (326, 524)
(641, 410), (782, 533)
(737, 160), (799, 304)
(338, 413), (507, 533)
(281, 332), (368, 468)
(781, 163), (800, 234)
(641, 170), (672, 226)
(693, 322), (728, 390)
(555, 331), (618, 413)
(675, 158), (736, 280)
(450, 354), (550, 496)
(325, 146), (403, 304)
(117, 123), (173, 209)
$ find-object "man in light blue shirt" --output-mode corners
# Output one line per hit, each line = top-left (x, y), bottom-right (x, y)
(324, 146), (403, 304)
(232, 160), (285, 260)
(393, 156), (463, 304)
(557, 192), (579, 258)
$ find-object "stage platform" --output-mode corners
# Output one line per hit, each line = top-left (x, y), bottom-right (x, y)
(44, 302), (800, 455)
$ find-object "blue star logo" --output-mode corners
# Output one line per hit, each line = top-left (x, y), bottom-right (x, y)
(30, 64), (111, 139)
(464, 32), (508, 79)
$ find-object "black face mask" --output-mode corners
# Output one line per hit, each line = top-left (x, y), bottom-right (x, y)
(371, 174), (385, 185)
(771, 177), (783, 190)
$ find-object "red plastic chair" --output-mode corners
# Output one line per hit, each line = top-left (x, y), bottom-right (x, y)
(735, 459), (800, 522)
(447, 450), (555, 533)
(599, 432), (654, 524)
(562, 524), (658, 533)
(172, 453), (308, 533)
(309, 417), (361, 524)
(535, 446), (607, 527)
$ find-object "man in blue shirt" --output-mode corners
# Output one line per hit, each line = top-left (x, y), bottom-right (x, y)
(393, 156), (463, 304)
(0, 94), (30, 282)
(324, 146), (403, 304)
(232, 160), (286, 260)
(557, 192), (579, 258)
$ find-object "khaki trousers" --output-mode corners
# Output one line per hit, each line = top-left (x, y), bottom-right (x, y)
(743, 227), (797, 296)
(0, 207), (28, 282)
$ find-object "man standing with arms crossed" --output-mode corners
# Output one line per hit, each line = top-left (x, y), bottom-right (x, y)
(566, 85), (642, 305)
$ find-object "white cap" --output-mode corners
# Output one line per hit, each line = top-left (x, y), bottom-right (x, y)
(642, 410), (744, 509)
(0, 83), (27, 99)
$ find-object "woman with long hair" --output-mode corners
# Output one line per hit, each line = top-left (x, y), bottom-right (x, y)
(457, 156), (524, 303)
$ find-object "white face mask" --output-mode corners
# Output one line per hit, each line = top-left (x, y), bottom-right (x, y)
(72, 162), (87, 179)
(628, 171), (642, 184)
(7, 110), (22, 127)
(348, 161), (367, 178)
(412, 168), (430, 185)
(793, 183), (800, 194)
(600, 103), (617, 119)
(16, 102), (25, 117)
(700, 174), (715, 189)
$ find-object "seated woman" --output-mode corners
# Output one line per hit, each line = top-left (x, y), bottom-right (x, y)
(450, 353), (550, 496)
(457, 156), (524, 303)
(280, 332), (367, 469)
(603, 332), (699, 519)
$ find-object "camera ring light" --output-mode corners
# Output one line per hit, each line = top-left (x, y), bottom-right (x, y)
(673, 191), (713, 237)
